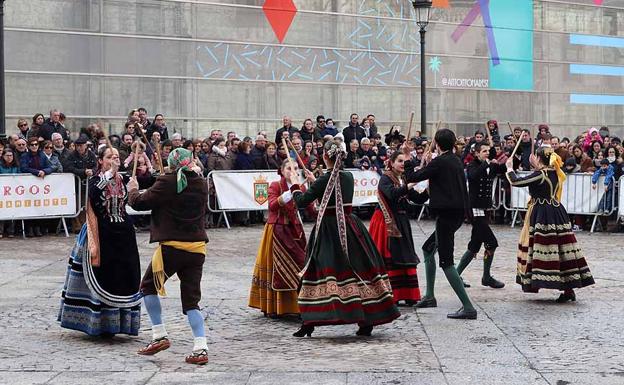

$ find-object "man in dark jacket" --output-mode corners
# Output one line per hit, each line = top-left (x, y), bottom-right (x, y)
(366, 114), (379, 138)
(514, 129), (533, 170)
(404, 128), (477, 320)
(63, 134), (97, 232)
(129, 148), (209, 365)
(456, 142), (506, 289)
(274, 116), (298, 143)
(342, 113), (366, 144)
(51, 133), (69, 163)
(146, 114), (169, 141)
(250, 135), (267, 164)
(39, 109), (69, 141)
(62, 135), (97, 180)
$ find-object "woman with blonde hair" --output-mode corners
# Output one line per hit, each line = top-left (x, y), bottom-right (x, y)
(505, 146), (595, 302)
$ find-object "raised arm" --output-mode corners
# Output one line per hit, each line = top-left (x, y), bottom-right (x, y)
(505, 170), (543, 187)
(405, 157), (440, 183)
(291, 174), (328, 208)
(128, 176), (168, 211)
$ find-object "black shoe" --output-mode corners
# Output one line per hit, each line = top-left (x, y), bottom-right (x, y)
(556, 291), (576, 303)
(414, 297), (437, 308)
(447, 307), (477, 320)
(404, 300), (416, 307)
(461, 278), (471, 288)
(482, 276), (505, 289)
(34, 227), (43, 237)
(293, 325), (314, 337)
(356, 325), (373, 336)
(25, 228), (34, 238)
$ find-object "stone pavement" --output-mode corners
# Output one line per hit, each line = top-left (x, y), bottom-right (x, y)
(0, 220), (623, 385)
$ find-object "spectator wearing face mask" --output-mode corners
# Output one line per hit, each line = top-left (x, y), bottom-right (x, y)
(603, 146), (622, 181)
(320, 118), (338, 137)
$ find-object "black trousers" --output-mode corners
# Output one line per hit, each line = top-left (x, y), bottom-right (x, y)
(422, 209), (465, 268)
(467, 215), (498, 253)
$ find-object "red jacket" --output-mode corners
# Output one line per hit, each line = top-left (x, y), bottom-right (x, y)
(267, 178), (305, 225)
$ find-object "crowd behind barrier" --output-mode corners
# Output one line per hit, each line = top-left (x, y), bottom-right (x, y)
(3, 109), (624, 237)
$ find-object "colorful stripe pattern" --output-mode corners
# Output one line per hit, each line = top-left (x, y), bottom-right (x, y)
(516, 203), (595, 292)
(58, 230), (141, 336)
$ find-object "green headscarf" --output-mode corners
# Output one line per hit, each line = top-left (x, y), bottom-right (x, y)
(168, 148), (194, 193)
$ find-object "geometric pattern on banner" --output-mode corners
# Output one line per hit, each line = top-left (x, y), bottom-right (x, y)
(195, 0), (422, 86)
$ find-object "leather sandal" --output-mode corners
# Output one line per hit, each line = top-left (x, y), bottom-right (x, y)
(137, 337), (170, 355)
(185, 349), (209, 365)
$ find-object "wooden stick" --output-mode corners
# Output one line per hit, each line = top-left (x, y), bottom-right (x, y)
(406, 111), (415, 140)
(281, 138), (293, 164)
(485, 122), (493, 146)
(507, 121), (514, 135)
(510, 133), (523, 160)
(131, 141), (141, 177)
(426, 120), (442, 154)
(530, 125), (536, 154)
(286, 138), (310, 173)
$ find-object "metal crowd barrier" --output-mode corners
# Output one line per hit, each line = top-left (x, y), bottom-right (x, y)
(503, 172), (617, 233)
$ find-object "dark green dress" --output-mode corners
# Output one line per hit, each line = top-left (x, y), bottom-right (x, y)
(292, 171), (400, 327)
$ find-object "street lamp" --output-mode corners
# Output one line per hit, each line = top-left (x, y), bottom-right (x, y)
(411, 0), (432, 136)
(0, 0), (5, 139)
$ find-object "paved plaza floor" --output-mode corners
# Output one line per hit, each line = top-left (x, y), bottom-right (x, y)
(0, 220), (622, 384)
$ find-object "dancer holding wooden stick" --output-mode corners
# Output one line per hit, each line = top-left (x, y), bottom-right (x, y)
(404, 129), (477, 319)
(286, 137), (309, 174)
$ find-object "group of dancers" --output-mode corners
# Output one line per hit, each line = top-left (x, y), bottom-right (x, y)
(57, 128), (595, 365)
(248, 129), (595, 335)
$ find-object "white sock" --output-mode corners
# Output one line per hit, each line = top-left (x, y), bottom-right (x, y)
(193, 337), (208, 352)
(152, 324), (168, 340)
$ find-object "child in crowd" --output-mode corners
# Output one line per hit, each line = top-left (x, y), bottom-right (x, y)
(124, 141), (154, 174)
(592, 158), (615, 214)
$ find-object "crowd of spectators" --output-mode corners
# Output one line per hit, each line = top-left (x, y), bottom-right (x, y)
(1, 109), (622, 237)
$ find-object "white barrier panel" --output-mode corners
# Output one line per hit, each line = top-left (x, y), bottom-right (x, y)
(0, 173), (77, 220)
(352, 170), (380, 205)
(211, 169), (381, 210)
(618, 176), (624, 219)
(507, 172), (608, 214)
(212, 170), (283, 210)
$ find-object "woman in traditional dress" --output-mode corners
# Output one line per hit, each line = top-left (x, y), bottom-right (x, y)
(248, 159), (307, 317)
(288, 138), (400, 337)
(505, 146), (595, 302)
(58, 146), (142, 336)
(369, 150), (428, 306)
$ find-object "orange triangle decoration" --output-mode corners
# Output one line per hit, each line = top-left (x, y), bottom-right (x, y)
(263, 0), (298, 43)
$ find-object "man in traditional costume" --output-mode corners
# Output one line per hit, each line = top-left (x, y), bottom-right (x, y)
(404, 129), (478, 320)
(456, 142), (506, 289)
(127, 148), (210, 365)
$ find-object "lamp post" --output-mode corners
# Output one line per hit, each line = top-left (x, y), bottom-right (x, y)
(411, 0), (432, 136)
(0, 0), (5, 139)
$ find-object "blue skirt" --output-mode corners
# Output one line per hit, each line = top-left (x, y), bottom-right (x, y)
(58, 226), (142, 336)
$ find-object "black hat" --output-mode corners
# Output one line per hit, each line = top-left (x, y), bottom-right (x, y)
(75, 134), (89, 145)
